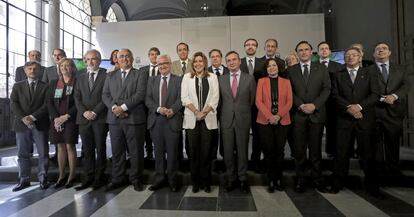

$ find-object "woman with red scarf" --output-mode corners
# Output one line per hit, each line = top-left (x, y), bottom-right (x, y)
(47, 58), (78, 188)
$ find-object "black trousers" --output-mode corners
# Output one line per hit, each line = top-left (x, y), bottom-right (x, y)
(145, 129), (153, 158)
(186, 121), (213, 186)
(109, 123), (145, 184)
(79, 123), (108, 182)
(376, 108), (403, 173)
(293, 119), (324, 181)
(334, 124), (378, 188)
(250, 106), (262, 164)
(257, 123), (289, 182)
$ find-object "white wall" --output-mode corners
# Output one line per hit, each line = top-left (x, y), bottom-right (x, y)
(95, 14), (325, 68)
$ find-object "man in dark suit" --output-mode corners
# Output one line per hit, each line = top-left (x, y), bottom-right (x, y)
(369, 42), (409, 179)
(240, 38), (265, 173)
(219, 51), (256, 193)
(102, 49), (148, 192)
(331, 47), (381, 198)
(316, 42), (344, 157)
(287, 41), (331, 193)
(15, 50), (45, 82)
(138, 47), (161, 161)
(208, 49), (229, 161)
(260, 38), (286, 76)
(146, 54), (183, 192)
(10, 61), (50, 191)
(74, 50), (108, 191)
(42, 48), (66, 83)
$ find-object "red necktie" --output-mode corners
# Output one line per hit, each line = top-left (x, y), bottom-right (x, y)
(231, 73), (238, 98)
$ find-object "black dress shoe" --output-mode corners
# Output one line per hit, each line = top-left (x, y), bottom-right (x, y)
(65, 179), (76, 188)
(274, 180), (284, 191)
(133, 182), (144, 192)
(192, 185), (199, 193)
(12, 181), (31, 192)
(240, 181), (249, 193)
(105, 182), (126, 192)
(40, 180), (49, 190)
(75, 181), (93, 191)
(267, 181), (275, 193)
(54, 178), (67, 189)
(148, 182), (165, 191)
(295, 180), (306, 193)
(92, 180), (106, 190)
(225, 180), (237, 192)
(314, 182), (328, 193)
(204, 185), (211, 193)
(367, 188), (386, 200)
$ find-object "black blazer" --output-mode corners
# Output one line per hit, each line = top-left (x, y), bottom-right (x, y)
(208, 65), (229, 76)
(74, 68), (108, 125)
(367, 63), (409, 118)
(47, 79), (78, 120)
(139, 65), (160, 77)
(332, 67), (380, 129)
(145, 74), (183, 132)
(287, 63), (331, 123)
(240, 57), (265, 82)
(10, 80), (50, 131)
(15, 65), (45, 82)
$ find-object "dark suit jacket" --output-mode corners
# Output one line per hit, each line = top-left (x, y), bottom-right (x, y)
(240, 57), (265, 82)
(15, 65), (45, 82)
(10, 80), (50, 131)
(74, 68), (108, 125)
(332, 67), (380, 129)
(367, 63), (409, 118)
(218, 71), (256, 129)
(47, 79), (78, 120)
(208, 65), (230, 76)
(145, 74), (183, 132)
(42, 65), (58, 84)
(138, 65), (161, 77)
(287, 63), (331, 123)
(102, 68), (149, 125)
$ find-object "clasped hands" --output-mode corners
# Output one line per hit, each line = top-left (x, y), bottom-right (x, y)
(112, 105), (128, 119)
(300, 103), (316, 114)
(83, 111), (97, 121)
(268, 114), (281, 125)
(159, 107), (175, 118)
(54, 114), (69, 132)
(21, 116), (35, 129)
(347, 104), (363, 119)
(382, 94), (397, 105)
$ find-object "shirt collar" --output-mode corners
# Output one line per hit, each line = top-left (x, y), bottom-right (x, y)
(300, 61), (311, 67)
(376, 61), (389, 68)
(320, 58), (330, 63)
(230, 69), (241, 76)
(347, 66), (359, 72)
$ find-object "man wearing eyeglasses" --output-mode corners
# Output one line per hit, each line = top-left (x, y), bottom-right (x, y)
(331, 47), (382, 198)
(146, 54), (183, 192)
(102, 48), (149, 192)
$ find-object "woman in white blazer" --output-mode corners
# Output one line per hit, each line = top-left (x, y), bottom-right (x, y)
(181, 51), (219, 193)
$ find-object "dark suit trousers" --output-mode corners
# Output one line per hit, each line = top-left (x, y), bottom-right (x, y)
(186, 121), (213, 186)
(79, 123), (108, 182)
(257, 123), (289, 182)
(334, 124), (377, 188)
(250, 106), (262, 163)
(145, 129), (153, 157)
(376, 107), (403, 173)
(16, 128), (49, 182)
(109, 123), (145, 184)
(210, 126), (224, 159)
(325, 98), (337, 155)
(150, 115), (180, 186)
(293, 118), (324, 181)
(221, 121), (250, 182)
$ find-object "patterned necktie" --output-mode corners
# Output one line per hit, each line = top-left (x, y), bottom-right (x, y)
(161, 76), (168, 107)
(349, 69), (356, 84)
(215, 68), (220, 76)
(89, 72), (95, 91)
(182, 62), (186, 74)
(381, 64), (388, 81)
(121, 71), (126, 86)
(30, 81), (35, 100)
(248, 59), (254, 75)
(231, 73), (238, 98)
(303, 64), (309, 83)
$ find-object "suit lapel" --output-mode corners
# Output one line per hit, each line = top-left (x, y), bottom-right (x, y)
(353, 68), (364, 88)
(91, 70), (104, 93)
(236, 73), (246, 99)
(387, 65), (396, 86)
(294, 65), (307, 89)
(154, 76), (161, 106)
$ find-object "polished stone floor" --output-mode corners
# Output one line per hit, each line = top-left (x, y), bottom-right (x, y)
(0, 182), (414, 217)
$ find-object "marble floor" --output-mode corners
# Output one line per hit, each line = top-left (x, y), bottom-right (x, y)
(0, 183), (414, 217)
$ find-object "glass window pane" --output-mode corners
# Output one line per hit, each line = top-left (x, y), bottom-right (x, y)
(7, 0), (25, 10)
(64, 14), (74, 32)
(73, 20), (82, 38)
(27, 14), (42, 38)
(82, 25), (90, 41)
(73, 37), (83, 58)
(9, 29), (25, 54)
(9, 6), (25, 32)
(27, 35), (41, 52)
(0, 49), (6, 98)
(64, 33), (73, 58)
(26, 0), (40, 17)
(0, 2), (6, 25)
(0, 25), (6, 50)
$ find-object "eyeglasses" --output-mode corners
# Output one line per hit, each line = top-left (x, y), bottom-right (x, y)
(118, 54), (132, 59)
(345, 54), (360, 58)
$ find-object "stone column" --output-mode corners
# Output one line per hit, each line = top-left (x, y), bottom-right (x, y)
(47, 0), (60, 66)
